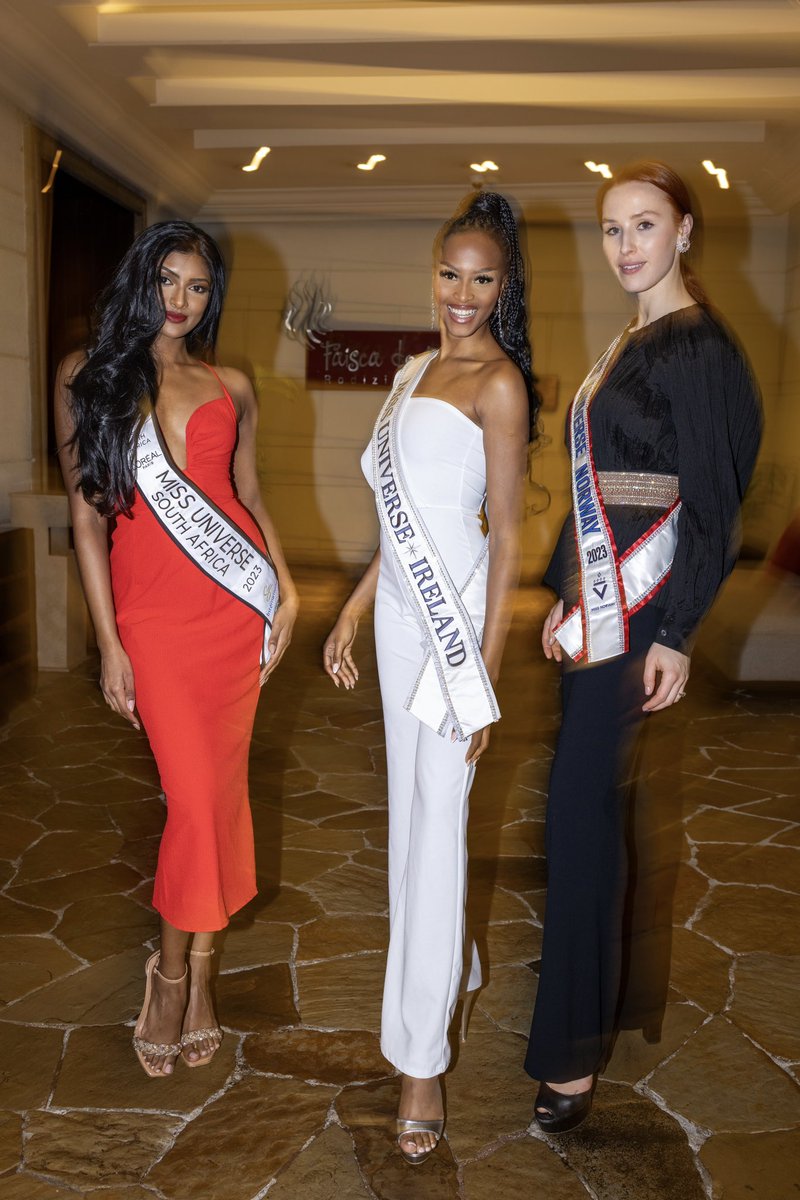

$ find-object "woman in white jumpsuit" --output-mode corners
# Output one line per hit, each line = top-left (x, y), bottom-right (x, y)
(323, 191), (537, 1163)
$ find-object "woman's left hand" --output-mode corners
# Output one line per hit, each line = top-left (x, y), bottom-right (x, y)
(642, 643), (690, 712)
(465, 725), (491, 766)
(259, 596), (299, 685)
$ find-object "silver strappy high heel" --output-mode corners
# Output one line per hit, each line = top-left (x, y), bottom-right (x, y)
(396, 1116), (445, 1165)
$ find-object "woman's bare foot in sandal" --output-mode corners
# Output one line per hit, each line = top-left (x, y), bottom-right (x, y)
(181, 949), (222, 1066)
(396, 1075), (444, 1164)
(133, 952), (187, 1077)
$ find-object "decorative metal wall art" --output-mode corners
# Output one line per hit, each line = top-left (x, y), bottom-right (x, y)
(282, 276), (334, 348)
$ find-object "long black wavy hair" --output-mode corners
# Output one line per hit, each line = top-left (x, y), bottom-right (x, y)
(435, 190), (539, 441)
(67, 220), (226, 516)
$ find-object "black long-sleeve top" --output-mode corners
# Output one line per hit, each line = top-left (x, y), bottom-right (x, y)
(544, 304), (763, 654)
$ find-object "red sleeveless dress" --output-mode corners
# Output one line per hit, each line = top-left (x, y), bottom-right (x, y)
(110, 373), (264, 931)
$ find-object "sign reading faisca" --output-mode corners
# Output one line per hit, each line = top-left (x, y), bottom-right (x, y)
(306, 330), (439, 388)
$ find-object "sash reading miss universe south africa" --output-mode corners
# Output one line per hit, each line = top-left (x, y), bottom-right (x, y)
(553, 333), (682, 664)
(135, 412), (280, 663)
(371, 351), (499, 742)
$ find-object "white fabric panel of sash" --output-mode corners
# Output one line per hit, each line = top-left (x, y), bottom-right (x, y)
(553, 331), (681, 664)
(554, 503), (681, 661)
(371, 352), (500, 741)
(135, 412), (280, 663)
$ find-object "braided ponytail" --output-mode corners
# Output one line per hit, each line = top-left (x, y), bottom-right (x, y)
(436, 191), (540, 442)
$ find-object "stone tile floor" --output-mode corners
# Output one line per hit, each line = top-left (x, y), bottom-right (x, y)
(1, 570), (799, 1199)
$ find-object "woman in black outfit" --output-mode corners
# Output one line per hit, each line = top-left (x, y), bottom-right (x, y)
(526, 161), (762, 1132)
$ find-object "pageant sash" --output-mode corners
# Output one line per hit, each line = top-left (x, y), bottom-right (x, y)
(135, 412), (280, 662)
(554, 334), (682, 663)
(371, 352), (499, 741)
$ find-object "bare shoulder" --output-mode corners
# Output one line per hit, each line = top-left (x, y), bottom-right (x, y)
(57, 349), (86, 387)
(214, 364), (256, 416)
(54, 351), (87, 436)
(477, 357), (528, 428)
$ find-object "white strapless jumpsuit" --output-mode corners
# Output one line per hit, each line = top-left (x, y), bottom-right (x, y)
(361, 392), (488, 1077)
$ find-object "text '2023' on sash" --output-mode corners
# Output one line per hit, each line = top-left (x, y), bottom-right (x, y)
(135, 412), (280, 662)
(371, 352), (499, 741)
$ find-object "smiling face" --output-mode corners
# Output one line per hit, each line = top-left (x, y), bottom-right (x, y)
(600, 180), (692, 304)
(433, 229), (506, 340)
(157, 250), (212, 340)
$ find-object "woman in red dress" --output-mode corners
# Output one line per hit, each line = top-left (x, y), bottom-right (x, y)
(56, 221), (298, 1076)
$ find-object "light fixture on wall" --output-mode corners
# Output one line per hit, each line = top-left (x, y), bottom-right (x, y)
(702, 159), (730, 189)
(242, 146), (271, 173)
(357, 154), (386, 171)
(470, 160), (499, 173)
(584, 161), (612, 179)
(41, 148), (62, 194)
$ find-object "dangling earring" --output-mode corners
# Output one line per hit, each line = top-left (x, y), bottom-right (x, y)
(495, 289), (506, 342)
(431, 292), (438, 330)
(677, 231), (691, 254)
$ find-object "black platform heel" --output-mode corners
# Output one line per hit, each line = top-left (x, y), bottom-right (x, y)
(533, 1080), (594, 1134)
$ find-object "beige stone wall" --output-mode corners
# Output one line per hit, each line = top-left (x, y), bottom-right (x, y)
(777, 203), (800, 478)
(209, 207), (790, 575)
(0, 96), (33, 524)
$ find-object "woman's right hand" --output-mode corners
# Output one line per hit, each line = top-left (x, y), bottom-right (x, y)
(322, 612), (360, 689)
(542, 599), (564, 662)
(100, 644), (140, 730)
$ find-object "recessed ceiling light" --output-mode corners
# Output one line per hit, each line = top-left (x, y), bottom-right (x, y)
(702, 159), (730, 189)
(585, 161), (612, 179)
(242, 147), (271, 173)
(470, 160), (499, 173)
(357, 154), (386, 171)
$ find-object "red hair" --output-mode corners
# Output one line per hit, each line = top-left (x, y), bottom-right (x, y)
(597, 160), (708, 305)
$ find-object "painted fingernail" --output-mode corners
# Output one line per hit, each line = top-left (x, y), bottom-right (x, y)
(332, 663), (340, 674)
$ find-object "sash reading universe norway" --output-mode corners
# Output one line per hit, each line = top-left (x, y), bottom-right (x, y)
(371, 352), (499, 741)
(553, 333), (682, 663)
(135, 411), (280, 663)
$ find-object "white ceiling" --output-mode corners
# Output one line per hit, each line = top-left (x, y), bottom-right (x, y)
(0, 1), (798, 220)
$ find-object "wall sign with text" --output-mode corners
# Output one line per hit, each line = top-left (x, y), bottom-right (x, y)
(306, 330), (439, 388)
(305, 328), (559, 411)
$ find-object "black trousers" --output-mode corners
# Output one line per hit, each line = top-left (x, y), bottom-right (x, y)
(525, 604), (661, 1084)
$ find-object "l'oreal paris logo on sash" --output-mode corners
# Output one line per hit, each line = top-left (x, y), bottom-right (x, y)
(554, 335), (681, 664)
(370, 353), (498, 740)
(135, 413), (280, 662)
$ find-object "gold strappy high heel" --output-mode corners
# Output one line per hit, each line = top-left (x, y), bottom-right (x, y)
(180, 948), (223, 1068)
(132, 951), (186, 1078)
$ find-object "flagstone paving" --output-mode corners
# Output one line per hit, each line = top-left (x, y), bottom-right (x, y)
(1, 570), (798, 1198)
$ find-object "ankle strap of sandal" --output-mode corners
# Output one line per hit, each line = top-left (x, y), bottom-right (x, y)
(189, 948), (215, 957)
(154, 962), (188, 984)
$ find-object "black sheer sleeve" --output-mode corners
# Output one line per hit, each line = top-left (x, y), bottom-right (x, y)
(650, 320), (762, 653)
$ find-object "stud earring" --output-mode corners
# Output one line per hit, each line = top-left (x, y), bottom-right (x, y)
(677, 233), (691, 254)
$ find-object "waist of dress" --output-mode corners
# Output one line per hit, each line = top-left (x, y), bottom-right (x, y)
(407, 503), (484, 515)
(596, 471), (679, 509)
